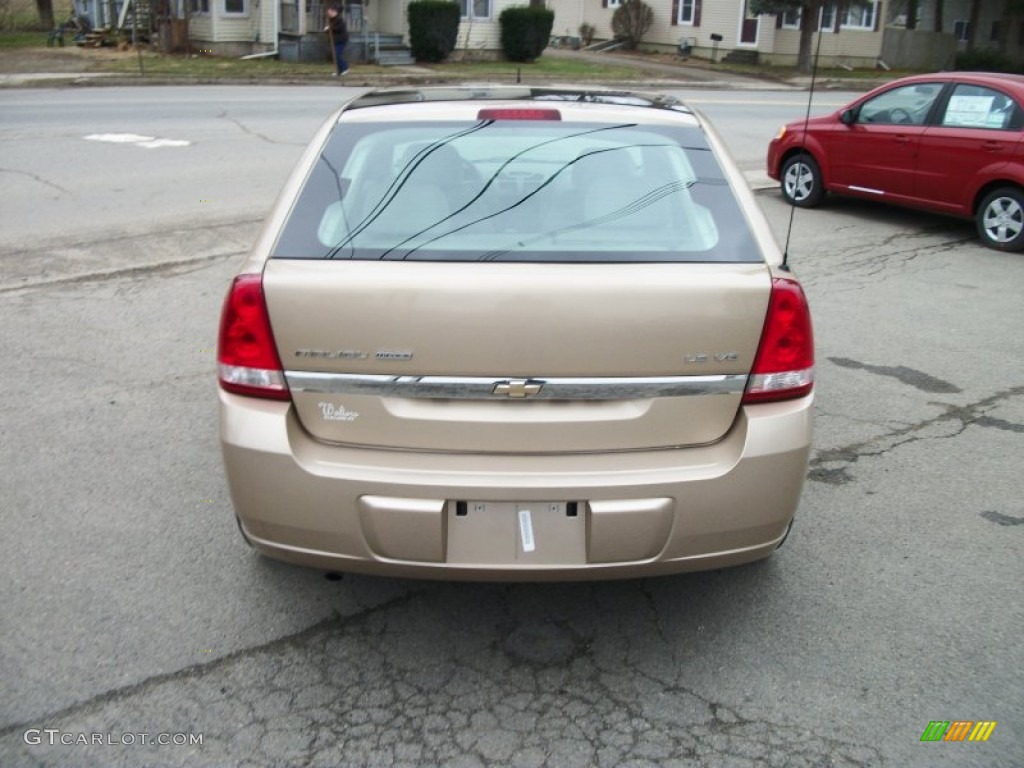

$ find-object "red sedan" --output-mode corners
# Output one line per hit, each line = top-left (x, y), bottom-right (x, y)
(766, 72), (1024, 251)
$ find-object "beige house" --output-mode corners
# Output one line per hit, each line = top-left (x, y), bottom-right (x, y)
(185, 0), (1024, 68)
(181, 0), (277, 56)
(548, 0), (1024, 71)
(546, 0), (895, 67)
(186, 0), (521, 59)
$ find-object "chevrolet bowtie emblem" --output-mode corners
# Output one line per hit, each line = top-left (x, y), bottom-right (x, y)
(493, 380), (543, 398)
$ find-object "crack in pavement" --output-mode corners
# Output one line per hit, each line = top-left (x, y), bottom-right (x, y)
(0, 216), (261, 293)
(799, 229), (973, 292)
(0, 587), (431, 739)
(0, 166), (71, 195)
(980, 509), (1024, 526)
(0, 216), (263, 261)
(811, 387), (1019, 483)
(0, 250), (240, 294)
(828, 357), (962, 394)
(0, 584), (882, 767)
(218, 110), (307, 147)
(809, 385), (1024, 485)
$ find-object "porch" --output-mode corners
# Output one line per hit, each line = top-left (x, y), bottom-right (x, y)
(279, 0), (412, 64)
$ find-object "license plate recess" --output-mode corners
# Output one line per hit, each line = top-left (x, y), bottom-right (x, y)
(446, 500), (586, 565)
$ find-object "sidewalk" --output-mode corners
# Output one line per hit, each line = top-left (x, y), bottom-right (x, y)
(542, 47), (795, 90)
(0, 45), (891, 90)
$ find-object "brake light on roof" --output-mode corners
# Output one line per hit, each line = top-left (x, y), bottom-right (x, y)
(477, 108), (561, 121)
(218, 274), (289, 401)
(743, 277), (814, 404)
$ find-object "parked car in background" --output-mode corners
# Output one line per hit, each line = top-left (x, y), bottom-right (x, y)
(767, 72), (1024, 252)
(218, 86), (814, 580)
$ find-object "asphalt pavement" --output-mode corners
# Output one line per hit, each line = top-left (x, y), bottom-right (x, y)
(0, 84), (1019, 768)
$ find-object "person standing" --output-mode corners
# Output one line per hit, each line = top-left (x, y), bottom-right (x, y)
(325, 5), (349, 76)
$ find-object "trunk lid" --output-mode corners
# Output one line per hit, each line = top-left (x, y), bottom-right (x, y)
(264, 259), (770, 453)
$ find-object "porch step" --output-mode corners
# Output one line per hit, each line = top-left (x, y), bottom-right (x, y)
(723, 48), (758, 65)
(584, 39), (622, 52)
(377, 48), (415, 65)
(351, 33), (404, 46)
(350, 33), (414, 65)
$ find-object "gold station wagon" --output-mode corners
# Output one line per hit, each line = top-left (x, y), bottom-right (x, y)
(217, 87), (814, 580)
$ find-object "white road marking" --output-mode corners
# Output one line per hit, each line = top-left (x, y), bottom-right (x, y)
(85, 133), (191, 148)
(85, 133), (155, 143)
(137, 138), (191, 148)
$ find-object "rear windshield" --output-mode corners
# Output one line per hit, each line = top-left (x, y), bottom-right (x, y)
(271, 119), (761, 263)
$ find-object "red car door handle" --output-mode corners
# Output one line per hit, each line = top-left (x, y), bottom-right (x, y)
(894, 136), (910, 144)
(982, 141), (1003, 152)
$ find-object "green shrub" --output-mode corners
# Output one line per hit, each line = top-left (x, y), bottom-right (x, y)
(499, 5), (555, 63)
(611, 0), (653, 50)
(407, 0), (460, 63)
(954, 47), (1013, 73)
(578, 22), (596, 47)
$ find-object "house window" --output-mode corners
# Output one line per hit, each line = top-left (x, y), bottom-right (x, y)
(224, 0), (246, 15)
(678, 0), (695, 25)
(953, 20), (970, 42)
(607, 0), (622, 7)
(818, 4), (835, 31)
(461, 0), (490, 19)
(841, 1), (877, 30)
(1018, 21), (1024, 46)
(817, 2), (878, 32)
(991, 20), (1001, 42)
(189, 0), (209, 13)
(782, 8), (801, 29)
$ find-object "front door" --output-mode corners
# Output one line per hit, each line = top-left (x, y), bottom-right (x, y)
(828, 82), (944, 202)
(739, 0), (758, 45)
(376, 0), (403, 35)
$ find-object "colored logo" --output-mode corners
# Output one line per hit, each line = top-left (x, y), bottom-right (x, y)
(920, 721), (997, 742)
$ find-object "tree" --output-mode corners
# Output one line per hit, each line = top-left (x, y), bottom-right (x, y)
(36, 0), (55, 28)
(905, 0), (918, 29)
(611, 0), (653, 50)
(966, 0), (981, 51)
(750, 0), (824, 74)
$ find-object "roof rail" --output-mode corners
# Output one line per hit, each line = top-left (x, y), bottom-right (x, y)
(343, 86), (692, 114)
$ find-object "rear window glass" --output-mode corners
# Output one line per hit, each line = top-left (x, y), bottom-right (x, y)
(271, 119), (761, 263)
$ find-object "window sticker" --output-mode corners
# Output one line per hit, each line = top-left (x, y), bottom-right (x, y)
(944, 95), (997, 128)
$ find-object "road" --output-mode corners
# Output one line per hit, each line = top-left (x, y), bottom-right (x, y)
(0, 86), (1021, 767)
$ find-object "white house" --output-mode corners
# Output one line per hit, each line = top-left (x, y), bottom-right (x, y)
(547, 0), (1024, 70)
(183, 0), (524, 59)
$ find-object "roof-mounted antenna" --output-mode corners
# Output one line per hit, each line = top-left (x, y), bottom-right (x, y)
(781, 14), (826, 269)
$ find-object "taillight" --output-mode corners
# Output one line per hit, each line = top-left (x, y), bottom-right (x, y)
(477, 108), (561, 121)
(217, 274), (289, 401)
(743, 277), (814, 404)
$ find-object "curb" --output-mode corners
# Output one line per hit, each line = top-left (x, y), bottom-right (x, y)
(0, 72), (800, 90)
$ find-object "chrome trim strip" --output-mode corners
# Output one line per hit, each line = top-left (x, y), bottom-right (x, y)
(847, 185), (884, 195)
(285, 372), (746, 400)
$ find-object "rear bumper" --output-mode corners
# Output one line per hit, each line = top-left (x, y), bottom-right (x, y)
(220, 391), (813, 581)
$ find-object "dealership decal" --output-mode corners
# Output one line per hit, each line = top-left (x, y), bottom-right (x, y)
(318, 402), (359, 422)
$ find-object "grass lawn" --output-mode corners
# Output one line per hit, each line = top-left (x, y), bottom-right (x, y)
(0, 35), (680, 81)
(0, 28), (903, 86)
(0, 30), (48, 48)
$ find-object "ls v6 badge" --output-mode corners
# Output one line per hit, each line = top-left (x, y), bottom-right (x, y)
(684, 352), (738, 363)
